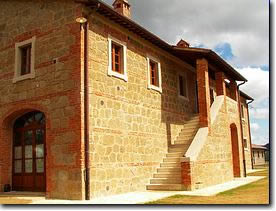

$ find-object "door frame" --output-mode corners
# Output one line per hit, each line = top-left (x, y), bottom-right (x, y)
(12, 112), (46, 192)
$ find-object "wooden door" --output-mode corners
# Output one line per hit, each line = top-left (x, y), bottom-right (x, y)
(12, 111), (46, 192)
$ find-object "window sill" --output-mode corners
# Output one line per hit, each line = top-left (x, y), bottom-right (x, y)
(108, 69), (128, 82)
(148, 84), (162, 93)
(13, 72), (35, 83)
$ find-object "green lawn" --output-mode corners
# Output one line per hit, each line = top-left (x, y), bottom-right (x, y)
(146, 167), (269, 205)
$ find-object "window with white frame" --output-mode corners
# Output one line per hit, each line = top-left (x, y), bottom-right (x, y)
(13, 36), (36, 83)
(147, 55), (162, 93)
(108, 35), (127, 81)
(178, 72), (188, 100)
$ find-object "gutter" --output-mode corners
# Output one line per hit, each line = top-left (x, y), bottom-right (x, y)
(246, 99), (255, 169)
(237, 81), (247, 177)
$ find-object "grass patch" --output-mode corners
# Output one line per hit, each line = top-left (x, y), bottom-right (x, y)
(146, 167), (269, 205)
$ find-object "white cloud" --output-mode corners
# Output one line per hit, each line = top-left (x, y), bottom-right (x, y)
(250, 123), (260, 132)
(238, 67), (269, 105)
(249, 108), (269, 120)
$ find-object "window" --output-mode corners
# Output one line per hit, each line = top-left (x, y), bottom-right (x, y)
(147, 55), (162, 93)
(241, 105), (245, 119)
(178, 73), (188, 100)
(14, 37), (36, 83)
(112, 43), (123, 74)
(243, 139), (248, 149)
(108, 35), (127, 81)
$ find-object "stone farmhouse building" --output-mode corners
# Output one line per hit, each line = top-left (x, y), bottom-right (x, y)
(252, 144), (268, 166)
(0, 0), (254, 200)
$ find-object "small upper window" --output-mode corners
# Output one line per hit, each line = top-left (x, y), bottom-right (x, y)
(20, 44), (32, 76)
(241, 105), (245, 119)
(243, 139), (248, 149)
(14, 36), (36, 83)
(150, 60), (159, 87)
(108, 35), (127, 81)
(112, 43), (123, 74)
(147, 56), (162, 93)
(178, 73), (188, 100)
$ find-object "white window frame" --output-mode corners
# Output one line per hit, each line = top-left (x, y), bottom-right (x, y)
(178, 71), (189, 101)
(147, 55), (162, 93)
(13, 36), (36, 83)
(108, 35), (128, 82)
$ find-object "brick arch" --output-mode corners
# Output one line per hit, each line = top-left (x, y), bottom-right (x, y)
(0, 103), (50, 192)
(230, 123), (241, 177)
(1, 103), (50, 129)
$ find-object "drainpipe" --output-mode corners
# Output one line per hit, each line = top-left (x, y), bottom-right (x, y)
(237, 81), (247, 177)
(76, 16), (90, 200)
(246, 99), (255, 170)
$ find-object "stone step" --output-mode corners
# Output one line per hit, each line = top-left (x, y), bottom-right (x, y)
(150, 178), (182, 184)
(146, 184), (184, 191)
(174, 140), (193, 145)
(153, 173), (181, 179)
(163, 157), (181, 163)
(180, 128), (198, 134)
(166, 152), (184, 158)
(168, 147), (188, 153)
(179, 132), (197, 138)
(161, 162), (181, 168)
(181, 125), (199, 130)
(157, 167), (181, 173)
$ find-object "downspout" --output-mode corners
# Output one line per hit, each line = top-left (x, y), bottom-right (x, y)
(84, 21), (91, 201)
(237, 81), (247, 177)
(77, 16), (90, 200)
(246, 99), (255, 170)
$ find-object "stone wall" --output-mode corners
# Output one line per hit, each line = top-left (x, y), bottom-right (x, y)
(252, 149), (266, 165)
(0, 0), (86, 200)
(182, 96), (245, 190)
(87, 13), (197, 198)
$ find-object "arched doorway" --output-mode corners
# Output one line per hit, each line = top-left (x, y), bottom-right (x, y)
(230, 124), (241, 177)
(12, 111), (46, 192)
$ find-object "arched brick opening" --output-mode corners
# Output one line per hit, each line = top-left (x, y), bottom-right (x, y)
(230, 123), (241, 177)
(0, 105), (49, 193)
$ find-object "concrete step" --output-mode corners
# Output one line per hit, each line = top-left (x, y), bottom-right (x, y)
(166, 152), (184, 158)
(147, 184), (184, 191)
(153, 173), (181, 179)
(161, 162), (181, 168)
(163, 157), (181, 163)
(150, 178), (182, 184)
(157, 167), (181, 173)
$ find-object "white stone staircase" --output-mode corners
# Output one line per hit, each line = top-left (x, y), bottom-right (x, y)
(147, 114), (199, 191)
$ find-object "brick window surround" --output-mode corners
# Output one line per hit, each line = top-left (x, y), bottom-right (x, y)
(13, 36), (36, 83)
(147, 55), (162, 93)
(108, 35), (128, 82)
(178, 72), (189, 100)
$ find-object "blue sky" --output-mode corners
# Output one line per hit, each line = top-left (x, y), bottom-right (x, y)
(103, 0), (269, 145)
